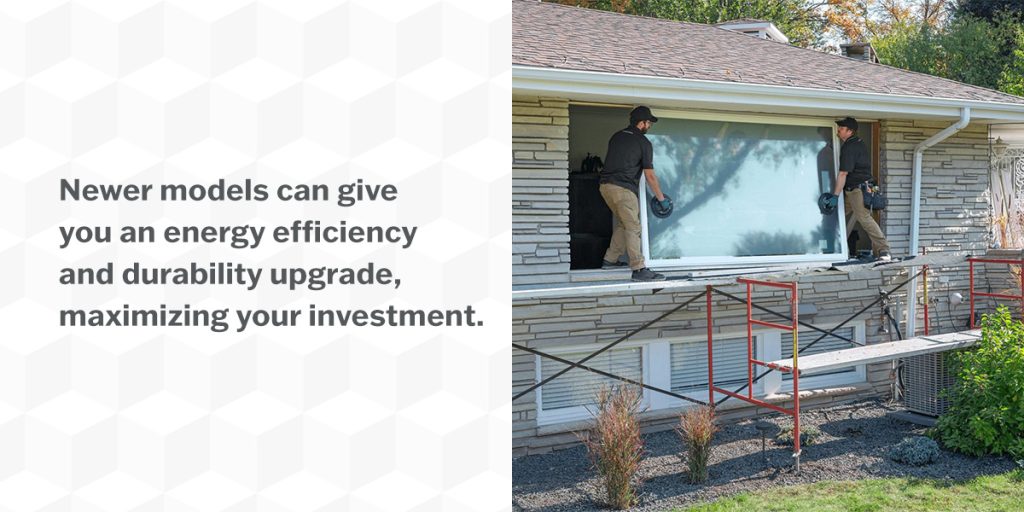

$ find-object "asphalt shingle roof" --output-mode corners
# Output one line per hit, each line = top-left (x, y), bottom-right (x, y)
(513, 0), (1024, 106)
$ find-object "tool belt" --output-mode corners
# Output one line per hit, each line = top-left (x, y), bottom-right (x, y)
(856, 181), (887, 211)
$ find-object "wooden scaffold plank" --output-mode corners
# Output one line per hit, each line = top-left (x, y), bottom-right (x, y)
(770, 329), (982, 376)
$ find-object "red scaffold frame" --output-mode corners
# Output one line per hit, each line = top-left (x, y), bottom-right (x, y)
(969, 257), (1024, 328)
(707, 278), (802, 470)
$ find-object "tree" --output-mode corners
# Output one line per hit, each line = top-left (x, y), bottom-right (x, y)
(941, 15), (1006, 88)
(816, 0), (950, 45)
(955, 0), (1024, 20)
(871, 12), (1024, 94)
(871, 21), (943, 75)
(999, 25), (1024, 95)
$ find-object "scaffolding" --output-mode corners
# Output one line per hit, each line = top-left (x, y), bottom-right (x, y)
(512, 253), (1024, 470)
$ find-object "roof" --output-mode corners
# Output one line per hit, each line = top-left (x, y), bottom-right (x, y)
(513, 0), (1024, 106)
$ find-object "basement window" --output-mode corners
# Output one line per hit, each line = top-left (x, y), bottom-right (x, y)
(537, 346), (645, 424)
(671, 336), (755, 394)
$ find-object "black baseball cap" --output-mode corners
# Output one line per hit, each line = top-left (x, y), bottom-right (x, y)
(630, 106), (658, 124)
(836, 117), (859, 131)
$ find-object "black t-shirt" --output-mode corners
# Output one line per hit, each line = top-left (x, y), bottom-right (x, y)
(839, 135), (872, 189)
(600, 126), (653, 194)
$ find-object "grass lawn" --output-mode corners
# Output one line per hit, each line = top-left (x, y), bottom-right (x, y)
(681, 471), (1024, 512)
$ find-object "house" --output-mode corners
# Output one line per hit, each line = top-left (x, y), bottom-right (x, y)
(511, 0), (1024, 456)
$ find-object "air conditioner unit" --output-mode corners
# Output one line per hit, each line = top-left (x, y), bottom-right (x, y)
(902, 352), (958, 416)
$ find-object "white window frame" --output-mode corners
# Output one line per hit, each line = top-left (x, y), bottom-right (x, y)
(534, 341), (651, 426)
(653, 331), (771, 410)
(638, 109), (849, 269)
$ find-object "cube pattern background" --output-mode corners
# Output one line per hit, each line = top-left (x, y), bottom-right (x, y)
(0, 0), (512, 510)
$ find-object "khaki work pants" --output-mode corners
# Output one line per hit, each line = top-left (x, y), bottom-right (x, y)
(844, 187), (890, 254)
(600, 183), (645, 270)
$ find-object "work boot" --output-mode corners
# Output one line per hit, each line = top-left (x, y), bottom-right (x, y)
(602, 259), (627, 269)
(631, 267), (666, 282)
(877, 251), (892, 262)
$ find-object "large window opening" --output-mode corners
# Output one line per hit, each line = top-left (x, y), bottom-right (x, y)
(844, 122), (881, 258)
(567, 105), (630, 269)
(566, 105), (853, 270)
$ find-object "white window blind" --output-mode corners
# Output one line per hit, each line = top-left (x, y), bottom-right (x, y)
(539, 348), (642, 411)
(672, 337), (751, 393)
(782, 326), (856, 380)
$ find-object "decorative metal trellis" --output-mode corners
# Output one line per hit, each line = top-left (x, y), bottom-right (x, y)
(990, 144), (1024, 249)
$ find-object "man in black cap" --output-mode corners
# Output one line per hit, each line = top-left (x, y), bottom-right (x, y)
(831, 116), (891, 261)
(599, 106), (670, 281)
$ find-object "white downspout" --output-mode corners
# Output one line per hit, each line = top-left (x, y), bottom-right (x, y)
(907, 107), (971, 337)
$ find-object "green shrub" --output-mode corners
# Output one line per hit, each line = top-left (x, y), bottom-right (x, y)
(677, 405), (717, 483)
(579, 385), (644, 509)
(890, 436), (941, 465)
(775, 424), (822, 446)
(936, 306), (1024, 458)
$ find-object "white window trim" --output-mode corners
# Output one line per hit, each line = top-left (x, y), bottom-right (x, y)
(638, 108), (849, 269)
(534, 321), (868, 426)
(653, 331), (769, 410)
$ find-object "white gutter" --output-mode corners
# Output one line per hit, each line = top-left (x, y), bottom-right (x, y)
(906, 107), (971, 337)
(513, 66), (1024, 122)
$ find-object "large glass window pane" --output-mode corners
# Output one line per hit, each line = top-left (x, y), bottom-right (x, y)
(645, 117), (843, 263)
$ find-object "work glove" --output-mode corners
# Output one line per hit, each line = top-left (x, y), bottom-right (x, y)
(824, 194), (838, 209)
(817, 192), (838, 215)
(650, 195), (674, 218)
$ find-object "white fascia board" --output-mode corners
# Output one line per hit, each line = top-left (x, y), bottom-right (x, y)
(716, 22), (790, 43)
(512, 65), (1024, 122)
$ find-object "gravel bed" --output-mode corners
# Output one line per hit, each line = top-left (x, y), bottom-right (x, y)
(512, 399), (1017, 511)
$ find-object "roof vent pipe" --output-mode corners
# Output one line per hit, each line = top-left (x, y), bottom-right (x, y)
(907, 107), (971, 337)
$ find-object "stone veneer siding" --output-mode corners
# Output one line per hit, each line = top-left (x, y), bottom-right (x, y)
(513, 96), (571, 286)
(512, 105), (1002, 456)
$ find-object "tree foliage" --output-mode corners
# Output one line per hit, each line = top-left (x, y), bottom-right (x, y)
(956, 0), (1024, 20)
(999, 26), (1024, 96)
(871, 22), (943, 75)
(872, 12), (1023, 93)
